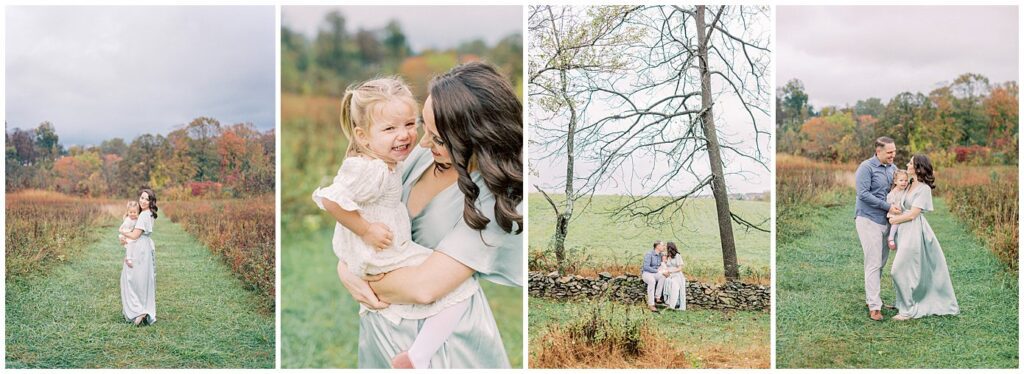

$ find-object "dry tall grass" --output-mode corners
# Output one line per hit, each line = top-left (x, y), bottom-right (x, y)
(942, 167), (1019, 271)
(163, 197), (276, 310)
(530, 301), (769, 368)
(5, 190), (111, 278)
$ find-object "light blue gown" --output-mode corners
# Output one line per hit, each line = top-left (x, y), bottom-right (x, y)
(890, 184), (959, 318)
(357, 147), (523, 368)
(120, 210), (156, 324)
(662, 255), (686, 310)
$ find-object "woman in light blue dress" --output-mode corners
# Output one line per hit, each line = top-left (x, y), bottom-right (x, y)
(120, 188), (159, 326)
(888, 154), (959, 320)
(662, 242), (686, 311)
(334, 62), (523, 368)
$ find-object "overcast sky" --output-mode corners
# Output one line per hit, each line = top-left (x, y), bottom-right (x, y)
(282, 6), (523, 53)
(5, 6), (275, 147)
(778, 6), (1019, 109)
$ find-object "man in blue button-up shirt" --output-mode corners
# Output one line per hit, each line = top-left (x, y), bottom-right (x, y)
(855, 136), (901, 321)
(641, 241), (666, 312)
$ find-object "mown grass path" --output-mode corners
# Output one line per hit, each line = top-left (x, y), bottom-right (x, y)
(6, 216), (275, 368)
(777, 198), (1018, 368)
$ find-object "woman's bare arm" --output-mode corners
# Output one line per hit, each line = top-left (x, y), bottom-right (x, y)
(368, 251), (475, 305)
(122, 228), (144, 240)
(889, 207), (922, 225)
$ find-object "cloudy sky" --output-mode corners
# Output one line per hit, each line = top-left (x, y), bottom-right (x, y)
(282, 6), (522, 53)
(778, 6), (1019, 109)
(6, 6), (275, 147)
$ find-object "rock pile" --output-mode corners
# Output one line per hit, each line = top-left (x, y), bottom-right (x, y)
(528, 271), (769, 311)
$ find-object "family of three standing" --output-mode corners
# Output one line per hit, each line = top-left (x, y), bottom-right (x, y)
(312, 61), (524, 369)
(641, 241), (687, 312)
(856, 137), (959, 321)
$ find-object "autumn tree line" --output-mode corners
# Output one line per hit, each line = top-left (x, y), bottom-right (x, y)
(281, 10), (523, 99)
(6, 117), (274, 199)
(777, 73), (1018, 165)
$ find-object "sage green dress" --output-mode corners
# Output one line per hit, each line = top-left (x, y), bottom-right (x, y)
(890, 183), (959, 318)
(357, 147), (523, 368)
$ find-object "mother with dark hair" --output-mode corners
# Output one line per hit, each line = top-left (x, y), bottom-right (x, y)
(120, 188), (159, 326)
(334, 61), (523, 368)
(888, 154), (959, 320)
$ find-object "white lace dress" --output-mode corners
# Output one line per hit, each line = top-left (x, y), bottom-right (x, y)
(119, 217), (137, 244)
(312, 156), (478, 324)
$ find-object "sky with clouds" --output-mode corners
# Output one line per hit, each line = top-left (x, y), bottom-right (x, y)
(281, 5), (523, 53)
(778, 6), (1018, 109)
(6, 6), (276, 147)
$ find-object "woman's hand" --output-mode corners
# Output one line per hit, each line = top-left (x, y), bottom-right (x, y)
(119, 237), (127, 246)
(361, 223), (393, 251)
(124, 258), (133, 268)
(337, 260), (389, 309)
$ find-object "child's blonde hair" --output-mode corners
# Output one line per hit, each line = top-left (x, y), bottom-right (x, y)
(892, 169), (910, 189)
(125, 201), (140, 218)
(339, 77), (417, 157)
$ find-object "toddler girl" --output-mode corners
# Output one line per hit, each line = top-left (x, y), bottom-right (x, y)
(886, 169), (910, 250)
(118, 201), (141, 268)
(311, 77), (478, 369)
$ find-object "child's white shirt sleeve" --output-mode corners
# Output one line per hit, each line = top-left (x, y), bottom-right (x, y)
(311, 156), (390, 212)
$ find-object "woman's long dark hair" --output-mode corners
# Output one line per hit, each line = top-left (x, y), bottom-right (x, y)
(910, 154), (936, 190)
(429, 62), (523, 234)
(140, 188), (159, 219)
(666, 242), (679, 259)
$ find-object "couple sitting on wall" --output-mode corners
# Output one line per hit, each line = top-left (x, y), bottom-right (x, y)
(641, 241), (686, 312)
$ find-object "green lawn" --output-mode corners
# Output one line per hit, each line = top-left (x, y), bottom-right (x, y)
(529, 194), (769, 277)
(280, 227), (523, 368)
(528, 297), (769, 368)
(777, 198), (1018, 368)
(5, 216), (274, 368)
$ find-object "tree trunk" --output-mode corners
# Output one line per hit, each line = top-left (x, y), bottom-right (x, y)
(554, 66), (577, 275)
(696, 6), (740, 282)
(554, 213), (569, 274)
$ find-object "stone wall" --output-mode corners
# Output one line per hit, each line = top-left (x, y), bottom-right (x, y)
(528, 271), (770, 311)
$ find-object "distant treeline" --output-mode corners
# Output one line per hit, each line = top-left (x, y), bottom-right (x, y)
(777, 73), (1018, 165)
(5, 117), (274, 199)
(281, 11), (523, 99)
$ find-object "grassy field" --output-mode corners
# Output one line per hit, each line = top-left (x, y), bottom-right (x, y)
(280, 227), (523, 368)
(776, 198), (1018, 368)
(528, 298), (769, 368)
(528, 194), (769, 282)
(6, 215), (275, 368)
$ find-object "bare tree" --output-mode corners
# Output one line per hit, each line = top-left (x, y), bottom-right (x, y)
(529, 5), (639, 274)
(609, 5), (771, 281)
(531, 6), (770, 281)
